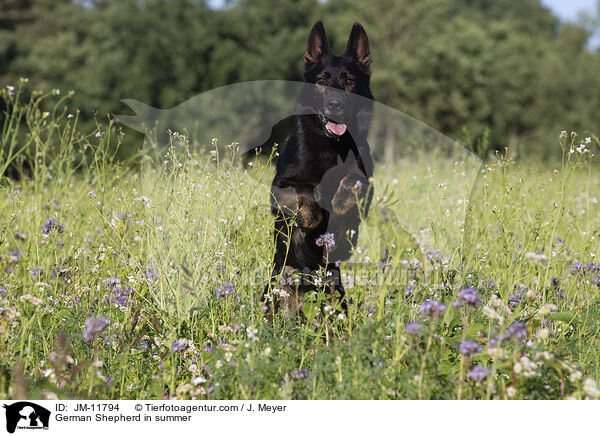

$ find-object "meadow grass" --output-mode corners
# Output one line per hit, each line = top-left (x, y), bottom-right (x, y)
(1, 84), (599, 400)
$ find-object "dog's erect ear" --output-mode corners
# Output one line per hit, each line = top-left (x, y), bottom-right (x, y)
(345, 22), (372, 68)
(304, 21), (330, 65)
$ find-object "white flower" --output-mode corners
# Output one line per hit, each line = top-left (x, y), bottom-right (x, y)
(539, 304), (557, 316)
(536, 328), (551, 339)
(482, 305), (503, 322)
(273, 288), (290, 298)
(525, 252), (547, 264)
(583, 379), (600, 398)
(506, 386), (516, 398)
(192, 376), (207, 385)
(20, 294), (42, 305)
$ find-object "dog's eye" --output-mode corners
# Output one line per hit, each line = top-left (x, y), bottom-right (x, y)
(316, 78), (327, 86)
(344, 78), (354, 88)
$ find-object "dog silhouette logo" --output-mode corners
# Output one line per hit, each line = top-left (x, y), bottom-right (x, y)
(3, 402), (51, 433)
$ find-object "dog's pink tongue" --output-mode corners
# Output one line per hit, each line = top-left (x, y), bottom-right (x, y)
(326, 121), (347, 136)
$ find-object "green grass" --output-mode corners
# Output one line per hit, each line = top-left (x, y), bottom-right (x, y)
(1, 84), (600, 400)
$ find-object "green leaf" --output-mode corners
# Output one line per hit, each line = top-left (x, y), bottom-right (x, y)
(547, 311), (578, 324)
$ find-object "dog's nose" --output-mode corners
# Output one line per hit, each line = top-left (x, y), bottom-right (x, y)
(325, 99), (343, 114)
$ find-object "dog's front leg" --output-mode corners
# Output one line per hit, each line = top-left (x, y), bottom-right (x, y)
(271, 184), (323, 229)
(331, 173), (369, 216)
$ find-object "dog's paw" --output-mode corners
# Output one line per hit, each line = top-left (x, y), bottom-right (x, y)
(331, 173), (366, 216)
(297, 195), (323, 229)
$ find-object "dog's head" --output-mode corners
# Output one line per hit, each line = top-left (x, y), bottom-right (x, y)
(299, 21), (374, 139)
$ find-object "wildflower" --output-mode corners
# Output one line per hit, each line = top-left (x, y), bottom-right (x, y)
(469, 365), (490, 383)
(583, 379), (600, 398)
(172, 338), (188, 352)
(419, 300), (446, 319)
(507, 291), (524, 309)
(273, 287), (290, 298)
(30, 266), (43, 278)
(291, 368), (309, 379)
(9, 249), (20, 263)
(536, 328), (551, 339)
(104, 284), (132, 307)
(20, 294), (43, 305)
(316, 232), (335, 249)
(457, 287), (480, 307)
(145, 266), (158, 281)
(405, 322), (421, 335)
(503, 321), (527, 341)
(216, 283), (235, 299)
(83, 315), (110, 340)
(41, 218), (64, 234)
(458, 340), (482, 356)
(525, 252), (547, 264)
(482, 306), (504, 322)
(246, 327), (259, 341)
(506, 386), (516, 398)
(538, 303), (557, 316)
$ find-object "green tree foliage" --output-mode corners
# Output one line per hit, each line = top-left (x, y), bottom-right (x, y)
(0, 0), (599, 159)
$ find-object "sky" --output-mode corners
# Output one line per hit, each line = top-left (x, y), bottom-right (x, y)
(541, 0), (598, 21)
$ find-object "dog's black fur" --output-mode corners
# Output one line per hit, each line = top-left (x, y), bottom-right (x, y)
(267, 21), (375, 313)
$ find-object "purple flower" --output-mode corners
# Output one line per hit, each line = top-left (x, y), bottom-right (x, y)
(550, 277), (560, 287)
(419, 300), (446, 319)
(104, 286), (132, 307)
(216, 282), (235, 300)
(9, 249), (20, 263)
(29, 266), (43, 278)
(41, 218), (64, 234)
(291, 368), (309, 379)
(146, 266), (158, 281)
(457, 287), (480, 307)
(83, 315), (111, 340)
(315, 232), (335, 248)
(570, 261), (600, 277)
(469, 365), (490, 382)
(405, 322), (421, 335)
(172, 338), (188, 352)
(459, 340), (482, 356)
(503, 321), (527, 341)
(103, 277), (120, 287)
(507, 291), (524, 309)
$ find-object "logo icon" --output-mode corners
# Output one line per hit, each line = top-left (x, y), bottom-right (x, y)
(2, 402), (51, 433)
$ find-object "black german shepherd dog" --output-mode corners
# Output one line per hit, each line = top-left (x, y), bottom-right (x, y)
(266, 21), (375, 314)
